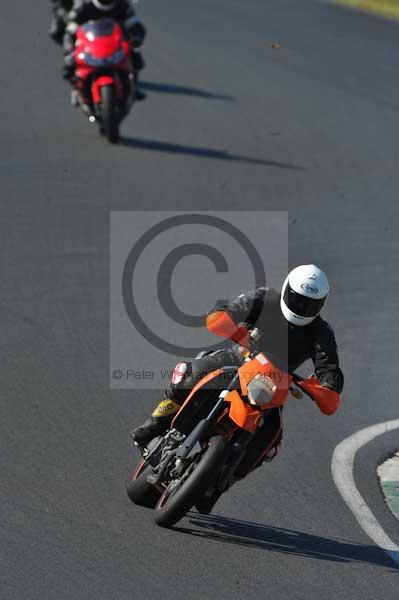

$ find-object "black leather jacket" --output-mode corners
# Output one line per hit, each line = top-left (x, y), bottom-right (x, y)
(51, 1), (74, 17)
(71, 0), (136, 24)
(217, 287), (344, 393)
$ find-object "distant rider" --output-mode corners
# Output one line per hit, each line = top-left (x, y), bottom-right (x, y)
(62, 0), (147, 100)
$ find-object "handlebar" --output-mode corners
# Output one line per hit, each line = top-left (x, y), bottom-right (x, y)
(245, 329), (312, 399)
(291, 373), (317, 402)
(292, 373), (305, 383)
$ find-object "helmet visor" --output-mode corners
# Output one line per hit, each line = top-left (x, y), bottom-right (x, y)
(83, 18), (115, 36)
(95, 0), (115, 8)
(283, 282), (326, 318)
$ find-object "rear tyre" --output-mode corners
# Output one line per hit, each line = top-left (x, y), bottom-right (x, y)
(154, 435), (227, 528)
(126, 458), (161, 508)
(100, 85), (119, 143)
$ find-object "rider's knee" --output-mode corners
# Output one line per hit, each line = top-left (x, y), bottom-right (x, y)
(166, 361), (193, 404)
(166, 358), (216, 403)
(262, 433), (282, 463)
(128, 21), (146, 47)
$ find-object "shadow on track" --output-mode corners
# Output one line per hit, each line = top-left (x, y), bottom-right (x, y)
(119, 137), (303, 169)
(140, 81), (235, 102)
(175, 514), (397, 571)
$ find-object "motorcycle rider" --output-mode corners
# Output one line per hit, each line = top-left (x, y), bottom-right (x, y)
(63, 0), (147, 100)
(131, 265), (344, 487)
(49, 1), (74, 44)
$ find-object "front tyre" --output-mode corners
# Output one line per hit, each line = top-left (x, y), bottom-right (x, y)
(100, 85), (119, 143)
(126, 458), (161, 508)
(154, 435), (227, 528)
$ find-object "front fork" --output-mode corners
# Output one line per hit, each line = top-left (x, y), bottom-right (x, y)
(175, 370), (259, 492)
(175, 371), (253, 470)
(82, 71), (134, 121)
(175, 383), (237, 463)
(148, 372), (255, 491)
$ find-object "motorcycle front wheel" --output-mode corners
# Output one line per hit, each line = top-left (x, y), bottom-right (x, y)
(100, 85), (120, 143)
(154, 435), (227, 528)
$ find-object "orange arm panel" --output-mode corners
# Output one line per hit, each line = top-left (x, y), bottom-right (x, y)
(299, 376), (340, 415)
(206, 311), (250, 347)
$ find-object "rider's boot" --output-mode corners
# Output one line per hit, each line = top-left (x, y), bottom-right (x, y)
(135, 87), (147, 102)
(130, 399), (181, 448)
(196, 429), (282, 513)
(195, 476), (240, 515)
(134, 74), (147, 101)
(132, 52), (147, 101)
(195, 491), (223, 515)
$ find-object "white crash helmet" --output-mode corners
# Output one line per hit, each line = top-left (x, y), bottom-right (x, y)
(280, 264), (329, 326)
(92, 0), (116, 11)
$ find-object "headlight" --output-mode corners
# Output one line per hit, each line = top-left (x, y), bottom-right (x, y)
(247, 375), (277, 406)
(83, 49), (125, 67)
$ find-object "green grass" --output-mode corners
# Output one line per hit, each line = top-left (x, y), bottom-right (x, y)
(335, 0), (399, 20)
(380, 481), (399, 519)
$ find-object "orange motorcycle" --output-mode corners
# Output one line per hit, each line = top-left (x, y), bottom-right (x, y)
(126, 329), (327, 527)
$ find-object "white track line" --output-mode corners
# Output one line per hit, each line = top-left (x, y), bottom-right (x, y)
(332, 420), (399, 567)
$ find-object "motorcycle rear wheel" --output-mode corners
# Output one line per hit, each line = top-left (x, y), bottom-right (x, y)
(154, 435), (227, 528)
(126, 458), (161, 508)
(100, 85), (120, 144)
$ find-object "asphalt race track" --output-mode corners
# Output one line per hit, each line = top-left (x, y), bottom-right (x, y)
(1, 1), (399, 598)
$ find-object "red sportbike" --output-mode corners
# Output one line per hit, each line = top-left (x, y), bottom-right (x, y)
(71, 18), (136, 143)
